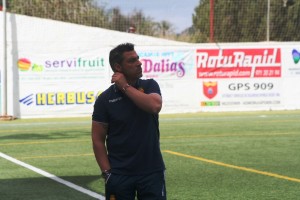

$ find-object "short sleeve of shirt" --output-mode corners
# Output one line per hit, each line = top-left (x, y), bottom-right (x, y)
(145, 79), (161, 96)
(92, 92), (109, 123)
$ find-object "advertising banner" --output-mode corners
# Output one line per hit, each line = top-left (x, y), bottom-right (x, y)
(195, 46), (284, 112)
(282, 46), (300, 77)
(137, 47), (199, 113)
(199, 79), (282, 112)
(138, 48), (194, 80)
(196, 48), (281, 78)
(17, 48), (111, 117)
(1, 13), (300, 118)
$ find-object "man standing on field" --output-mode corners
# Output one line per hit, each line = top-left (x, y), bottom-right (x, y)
(91, 43), (166, 200)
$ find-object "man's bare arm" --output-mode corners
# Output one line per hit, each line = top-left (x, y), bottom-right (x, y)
(91, 121), (110, 171)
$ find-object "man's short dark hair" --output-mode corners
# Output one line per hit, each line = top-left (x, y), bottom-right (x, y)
(109, 43), (135, 72)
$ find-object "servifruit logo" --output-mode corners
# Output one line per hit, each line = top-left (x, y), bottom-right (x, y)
(17, 58), (43, 72)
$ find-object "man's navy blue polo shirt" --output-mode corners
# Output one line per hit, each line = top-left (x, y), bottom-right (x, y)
(92, 79), (165, 175)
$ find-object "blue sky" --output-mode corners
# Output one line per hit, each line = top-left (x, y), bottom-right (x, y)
(96, 0), (200, 33)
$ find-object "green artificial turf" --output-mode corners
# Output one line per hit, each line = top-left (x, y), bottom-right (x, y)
(1, 110), (300, 199)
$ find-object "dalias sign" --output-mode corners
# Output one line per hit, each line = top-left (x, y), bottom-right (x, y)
(138, 50), (193, 79)
(141, 58), (185, 78)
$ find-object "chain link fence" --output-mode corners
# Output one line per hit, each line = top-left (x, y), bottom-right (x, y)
(1, 0), (300, 42)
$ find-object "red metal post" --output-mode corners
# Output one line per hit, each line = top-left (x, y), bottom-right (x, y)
(210, 0), (214, 42)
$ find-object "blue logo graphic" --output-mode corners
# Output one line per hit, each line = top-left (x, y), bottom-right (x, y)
(292, 49), (300, 64)
(20, 94), (34, 106)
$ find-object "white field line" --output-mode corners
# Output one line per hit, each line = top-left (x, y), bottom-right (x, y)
(0, 152), (105, 200)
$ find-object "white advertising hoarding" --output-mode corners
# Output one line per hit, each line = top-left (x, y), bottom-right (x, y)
(1, 13), (300, 118)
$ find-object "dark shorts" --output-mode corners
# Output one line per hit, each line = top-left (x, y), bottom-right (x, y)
(105, 170), (166, 200)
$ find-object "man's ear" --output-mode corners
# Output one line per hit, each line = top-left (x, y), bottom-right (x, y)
(114, 63), (122, 72)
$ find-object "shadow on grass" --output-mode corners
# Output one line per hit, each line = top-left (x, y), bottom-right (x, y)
(0, 175), (104, 200)
(0, 130), (90, 141)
